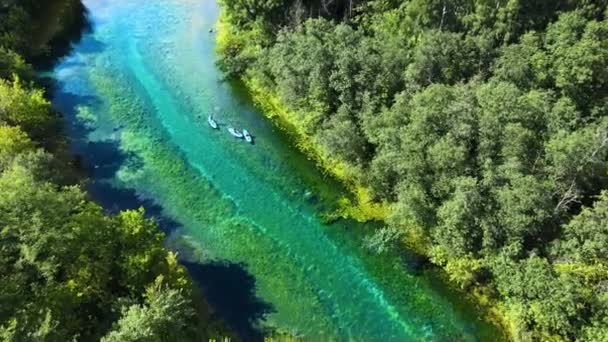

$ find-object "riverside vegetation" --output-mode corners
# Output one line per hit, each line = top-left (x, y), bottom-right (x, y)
(0, 1), (232, 340)
(217, 0), (608, 340)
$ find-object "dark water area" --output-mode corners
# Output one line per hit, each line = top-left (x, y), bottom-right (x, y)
(184, 261), (273, 340)
(30, 0), (92, 69)
(43, 0), (504, 340)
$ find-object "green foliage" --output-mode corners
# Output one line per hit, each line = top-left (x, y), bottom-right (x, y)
(0, 125), (34, 171)
(429, 247), (483, 289)
(434, 177), (483, 258)
(220, 0), (608, 338)
(555, 191), (608, 263)
(0, 47), (33, 81)
(546, 12), (608, 107)
(219, 0), (286, 28)
(0, 0), (87, 58)
(0, 78), (54, 139)
(0, 5), (30, 54)
(0, 161), (203, 340)
(492, 255), (589, 338)
(363, 226), (403, 254)
(101, 281), (195, 342)
(404, 30), (480, 87)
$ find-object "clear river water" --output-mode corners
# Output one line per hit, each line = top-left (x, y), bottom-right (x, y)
(47, 0), (502, 340)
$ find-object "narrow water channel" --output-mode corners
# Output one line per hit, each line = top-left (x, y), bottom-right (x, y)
(48, 0), (501, 340)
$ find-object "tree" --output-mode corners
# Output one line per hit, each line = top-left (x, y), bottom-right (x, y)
(545, 118), (608, 214)
(316, 105), (369, 164)
(546, 13), (608, 107)
(0, 165), (210, 340)
(101, 281), (195, 342)
(554, 191), (608, 263)
(0, 47), (33, 81)
(492, 255), (588, 338)
(404, 30), (479, 87)
(492, 32), (546, 89)
(0, 125), (33, 171)
(219, 0), (287, 28)
(0, 5), (30, 54)
(0, 78), (53, 139)
(434, 177), (483, 257)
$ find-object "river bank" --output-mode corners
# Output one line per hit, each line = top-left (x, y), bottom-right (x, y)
(215, 12), (513, 341)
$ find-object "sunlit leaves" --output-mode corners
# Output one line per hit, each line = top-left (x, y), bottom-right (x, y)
(0, 125), (33, 171)
(101, 281), (195, 342)
(0, 79), (53, 139)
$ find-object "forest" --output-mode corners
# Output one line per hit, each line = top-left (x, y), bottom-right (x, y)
(0, 1), (231, 340)
(218, 0), (608, 340)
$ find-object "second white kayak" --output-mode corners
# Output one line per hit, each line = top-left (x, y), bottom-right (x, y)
(243, 129), (253, 143)
(228, 127), (244, 138)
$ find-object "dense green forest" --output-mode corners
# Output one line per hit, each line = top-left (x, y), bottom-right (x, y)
(218, 0), (608, 340)
(0, 1), (230, 340)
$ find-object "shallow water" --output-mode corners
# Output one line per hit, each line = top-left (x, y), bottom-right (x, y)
(48, 0), (501, 340)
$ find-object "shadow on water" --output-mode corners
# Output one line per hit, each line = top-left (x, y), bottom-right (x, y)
(32, 0), (93, 69)
(47, 79), (187, 235)
(184, 261), (275, 342)
(77, 136), (185, 234)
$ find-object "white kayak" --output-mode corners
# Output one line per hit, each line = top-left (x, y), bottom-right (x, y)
(207, 115), (218, 129)
(243, 129), (253, 143)
(228, 127), (243, 138)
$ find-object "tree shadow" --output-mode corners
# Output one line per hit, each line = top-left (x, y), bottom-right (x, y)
(48, 80), (184, 235)
(183, 261), (275, 342)
(46, 79), (101, 119)
(73, 35), (106, 55)
(83, 139), (125, 178)
(76, 140), (183, 235)
(33, 0), (94, 69)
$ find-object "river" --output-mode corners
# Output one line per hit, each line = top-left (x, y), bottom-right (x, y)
(48, 0), (501, 340)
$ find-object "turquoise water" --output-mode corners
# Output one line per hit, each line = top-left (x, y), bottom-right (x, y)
(49, 0), (501, 340)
